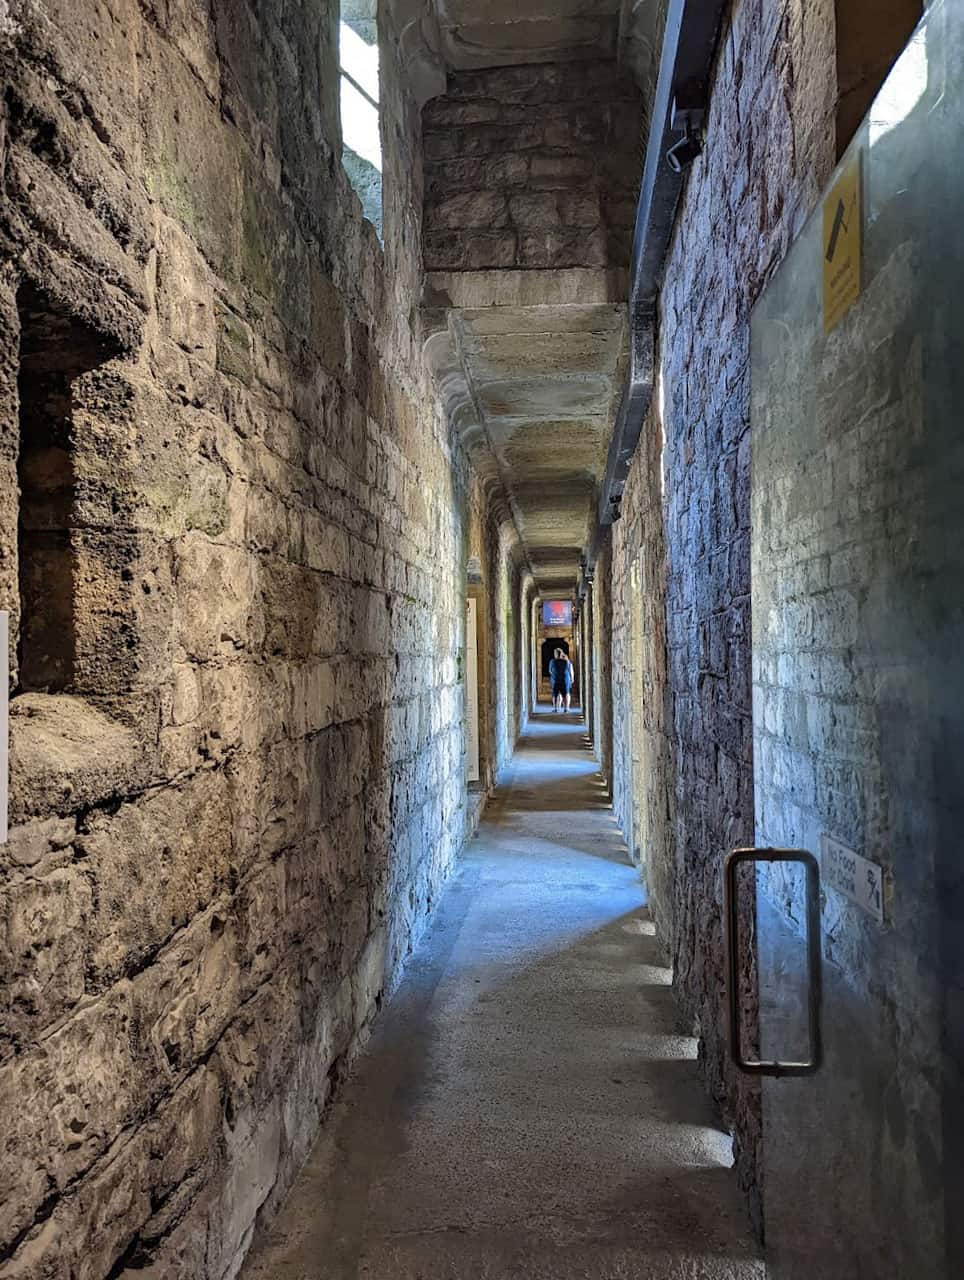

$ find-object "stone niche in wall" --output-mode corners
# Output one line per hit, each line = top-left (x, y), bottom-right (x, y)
(14, 285), (123, 696)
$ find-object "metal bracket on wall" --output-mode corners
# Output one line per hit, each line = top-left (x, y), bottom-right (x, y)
(665, 85), (706, 172)
(724, 847), (823, 1077)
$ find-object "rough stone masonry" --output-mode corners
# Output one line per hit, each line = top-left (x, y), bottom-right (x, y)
(609, 0), (840, 1229)
(0, 2), (490, 1275)
(608, 0), (925, 1234)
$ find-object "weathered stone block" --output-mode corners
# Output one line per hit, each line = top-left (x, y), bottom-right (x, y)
(0, 987), (142, 1253)
(507, 191), (562, 229)
(5, 58), (153, 264)
(240, 152), (312, 332)
(309, 268), (347, 376)
(141, 31), (243, 278)
(2, 816), (75, 871)
(171, 664), (201, 727)
(12, 0), (142, 163)
(0, 868), (90, 1060)
(423, 229), (518, 271)
(215, 303), (256, 385)
(518, 227), (608, 269)
(141, 0), (220, 99)
(174, 535), (262, 660)
(352, 925), (388, 1030)
(530, 152), (594, 185)
(426, 190), (510, 231)
(79, 772), (234, 989)
(155, 217), (217, 362)
(8, 694), (147, 824)
(6, 145), (148, 312)
(132, 906), (242, 1082)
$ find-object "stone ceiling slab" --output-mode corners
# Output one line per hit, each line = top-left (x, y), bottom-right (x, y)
(436, 0), (620, 23)
(460, 330), (622, 380)
(424, 234), (629, 591)
(430, 0), (620, 68)
(499, 421), (606, 478)
(425, 268), (628, 309)
(428, 294), (627, 590)
(515, 493), (596, 540)
(457, 303), (624, 336)
(514, 476), (596, 505)
(475, 375), (612, 420)
(528, 543), (587, 576)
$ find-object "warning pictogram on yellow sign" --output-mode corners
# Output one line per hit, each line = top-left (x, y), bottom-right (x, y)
(823, 152), (862, 333)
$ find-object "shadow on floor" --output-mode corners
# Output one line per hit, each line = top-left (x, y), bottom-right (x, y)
(242, 715), (762, 1280)
(491, 714), (613, 815)
(244, 903), (759, 1279)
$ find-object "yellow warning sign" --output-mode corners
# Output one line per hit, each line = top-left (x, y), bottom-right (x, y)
(823, 153), (862, 333)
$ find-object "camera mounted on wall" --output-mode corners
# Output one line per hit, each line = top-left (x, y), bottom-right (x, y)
(665, 87), (706, 174)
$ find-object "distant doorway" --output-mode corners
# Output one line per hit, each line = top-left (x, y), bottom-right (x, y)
(541, 636), (569, 682)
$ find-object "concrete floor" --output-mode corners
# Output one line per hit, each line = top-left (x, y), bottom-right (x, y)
(243, 712), (764, 1280)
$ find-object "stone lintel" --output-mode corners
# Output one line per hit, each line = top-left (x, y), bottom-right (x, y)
(424, 268), (629, 311)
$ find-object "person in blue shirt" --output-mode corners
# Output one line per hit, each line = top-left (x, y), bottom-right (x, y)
(549, 647), (574, 712)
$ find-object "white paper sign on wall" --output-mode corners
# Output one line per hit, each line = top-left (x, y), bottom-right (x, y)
(821, 832), (883, 923)
(0, 611), (7, 843)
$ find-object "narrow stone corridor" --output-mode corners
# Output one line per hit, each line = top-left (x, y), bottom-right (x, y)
(2, 2), (961, 1274)
(243, 712), (763, 1279)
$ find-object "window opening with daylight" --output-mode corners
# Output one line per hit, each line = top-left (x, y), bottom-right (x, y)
(340, 3), (382, 238)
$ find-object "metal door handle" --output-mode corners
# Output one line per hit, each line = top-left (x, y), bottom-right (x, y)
(724, 847), (823, 1077)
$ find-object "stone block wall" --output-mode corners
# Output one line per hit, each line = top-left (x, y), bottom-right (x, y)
(608, 0), (839, 1225)
(751, 113), (943, 1266)
(422, 61), (641, 273)
(488, 527), (524, 772)
(518, 577), (534, 726)
(611, 397), (672, 930)
(591, 531), (614, 796)
(464, 477), (494, 797)
(463, 481), (523, 795)
(0, 2), (473, 1276)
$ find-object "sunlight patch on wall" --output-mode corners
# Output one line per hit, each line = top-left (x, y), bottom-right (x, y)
(869, 25), (927, 147)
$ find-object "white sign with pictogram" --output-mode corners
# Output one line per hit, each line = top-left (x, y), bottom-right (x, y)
(821, 831), (883, 923)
